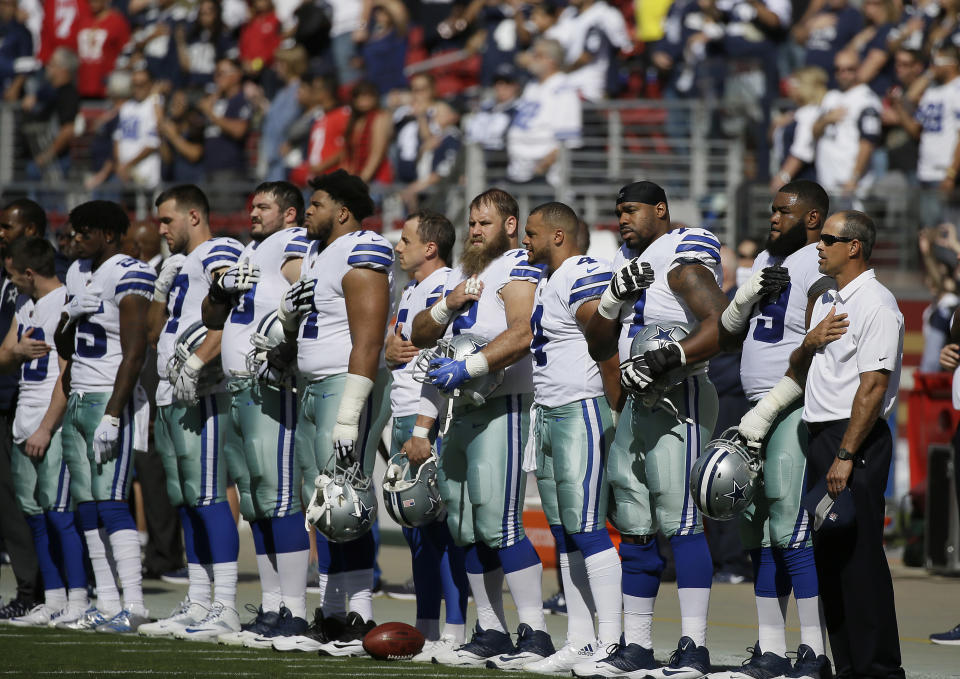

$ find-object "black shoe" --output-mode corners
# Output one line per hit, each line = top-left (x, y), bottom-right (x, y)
(0, 598), (32, 620)
(316, 611), (376, 656)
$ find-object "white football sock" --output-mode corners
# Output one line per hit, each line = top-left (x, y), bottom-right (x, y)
(441, 621), (465, 643)
(623, 594), (655, 648)
(677, 587), (710, 647)
(417, 617), (440, 641)
(68, 588), (89, 607)
(256, 553), (282, 613)
(797, 596), (826, 655)
(108, 529), (145, 615)
(342, 568), (374, 621)
(187, 563), (212, 606)
(276, 550), (308, 619)
(560, 550), (597, 645)
(45, 587), (66, 612)
(212, 561), (238, 611)
(83, 529), (120, 614)
(465, 568), (507, 633)
(585, 548), (623, 645)
(503, 562), (546, 631)
(756, 595), (788, 656)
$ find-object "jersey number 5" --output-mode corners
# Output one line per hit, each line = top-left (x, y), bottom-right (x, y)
(752, 283), (791, 344)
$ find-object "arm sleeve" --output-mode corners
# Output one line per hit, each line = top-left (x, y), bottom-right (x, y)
(347, 237), (394, 272)
(509, 253), (544, 284)
(858, 105), (882, 144)
(114, 265), (158, 302)
(282, 232), (310, 262)
(670, 230), (722, 271)
(568, 267), (613, 312)
(857, 307), (903, 374)
(201, 240), (243, 280)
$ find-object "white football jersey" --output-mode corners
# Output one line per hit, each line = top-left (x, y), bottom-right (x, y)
(613, 228), (723, 361)
(65, 254), (157, 393)
(814, 84), (882, 191)
(532, 254), (612, 408)
(443, 248), (543, 397)
(12, 286), (68, 443)
(390, 266), (450, 417)
(156, 237), (243, 405)
(740, 243), (829, 400)
(297, 230), (394, 381)
(916, 76), (960, 182)
(220, 227), (309, 376)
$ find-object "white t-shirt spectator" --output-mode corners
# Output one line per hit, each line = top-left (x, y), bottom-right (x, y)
(815, 84), (882, 192)
(916, 76), (960, 183)
(506, 72), (583, 186)
(114, 94), (161, 189)
(787, 103), (820, 165)
(328, 0), (363, 38)
(557, 1), (631, 101)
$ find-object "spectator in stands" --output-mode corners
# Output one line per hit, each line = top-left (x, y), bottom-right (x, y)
(357, 0), (409, 97)
(847, 0), (898, 97)
(465, 62), (521, 157)
(75, 0), (131, 99)
(886, 0), (937, 54)
(506, 37), (582, 187)
(238, 0), (282, 78)
(156, 88), (205, 183)
(884, 48), (926, 182)
(128, 0), (186, 89)
(398, 99), (463, 212)
(735, 235), (760, 288)
(918, 225), (960, 372)
(37, 0), (89, 64)
(462, 0), (526, 87)
(326, 0), (363, 86)
(555, 0), (631, 101)
(113, 64), (161, 189)
(174, 0), (237, 93)
(393, 72), (438, 184)
(418, 0), (470, 53)
(344, 79), (393, 185)
(83, 69), (129, 194)
(256, 45), (307, 181)
(813, 49), (882, 202)
(0, 0), (34, 99)
(289, 73), (349, 187)
(21, 47), (79, 182)
(771, 66), (828, 192)
(794, 0), (863, 85)
(200, 57), (251, 186)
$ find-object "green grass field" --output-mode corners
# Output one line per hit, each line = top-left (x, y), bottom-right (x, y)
(0, 626), (546, 678)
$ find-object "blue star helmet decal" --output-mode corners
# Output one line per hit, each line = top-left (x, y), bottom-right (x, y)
(652, 325), (677, 346)
(724, 478), (748, 503)
(353, 495), (374, 523)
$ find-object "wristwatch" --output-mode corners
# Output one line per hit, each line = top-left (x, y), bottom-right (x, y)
(836, 447), (856, 461)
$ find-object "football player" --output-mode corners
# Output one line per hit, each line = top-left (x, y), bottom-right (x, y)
(0, 238), (88, 626)
(137, 185), (244, 641)
(520, 202), (624, 674)
(278, 169), (393, 656)
(200, 181), (311, 648)
(385, 210), (470, 660)
(54, 200), (156, 633)
(713, 180), (834, 679)
(581, 181), (727, 678)
(403, 188), (552, 669)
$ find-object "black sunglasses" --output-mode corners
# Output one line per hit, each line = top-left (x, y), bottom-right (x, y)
(820, 233), (855, 246)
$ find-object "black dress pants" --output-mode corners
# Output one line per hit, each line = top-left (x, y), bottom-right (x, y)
(807, 418), (904, 679)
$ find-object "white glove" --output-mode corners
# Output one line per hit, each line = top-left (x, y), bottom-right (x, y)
(174, 353), (204, 402)
(278, 279), (317, 333)
(598, 259), (655, 319)
(153, 254), (186, 302)
(93, 415), (120, 464)
(64, 294), (101, 324)
(721, 265), (790, 333)
(216, 260), (261, 295)
(332, 422), (358, 465)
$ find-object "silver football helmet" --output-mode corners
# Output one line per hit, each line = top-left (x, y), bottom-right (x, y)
(305, 462), (378, 542)
(382, 452), (444, 528)
(412, 333), (504, 406)
(689, 428), (763, 521)
(246, 310), (296, 388)
(166, 320), (224, 394)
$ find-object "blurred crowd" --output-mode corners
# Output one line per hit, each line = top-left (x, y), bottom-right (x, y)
(7, 0), (960, 217)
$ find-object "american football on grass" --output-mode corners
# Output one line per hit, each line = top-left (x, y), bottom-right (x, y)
(362, 621), (425, 660)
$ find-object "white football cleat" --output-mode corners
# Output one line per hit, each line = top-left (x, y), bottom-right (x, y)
(175, 603), (241, 641)
(138, 600), (208, 638)
(8, 603), (58, 627)
(47, 601), (90, 628)
(411, 634), (460, 663)
(525, 640), (601, 674)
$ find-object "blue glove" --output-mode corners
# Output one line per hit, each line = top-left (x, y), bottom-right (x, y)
(426, 357), (472, 394)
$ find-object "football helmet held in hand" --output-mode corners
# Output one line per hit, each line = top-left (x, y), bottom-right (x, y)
(413, 333), (504, 405)
(305, 462), (378, 542)
(689, 428), (762, 521)
(382, 452), (444, 528)
(166, 321), (224, 398)
(620, 321), (706, 399)
(246, 310), (296, 388)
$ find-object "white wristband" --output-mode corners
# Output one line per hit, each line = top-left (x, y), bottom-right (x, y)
(430, 298), (454, 326)
(464, 352), (489, 378)
(755, 375), (803, 421)
(335, 373), (375, 427)
(412, 425), (430, 439)
(597, 287), (623, 320)
(720, 281), (763, 333)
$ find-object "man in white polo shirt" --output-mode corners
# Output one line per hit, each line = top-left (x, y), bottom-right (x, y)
(738, 210), (905, 679)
